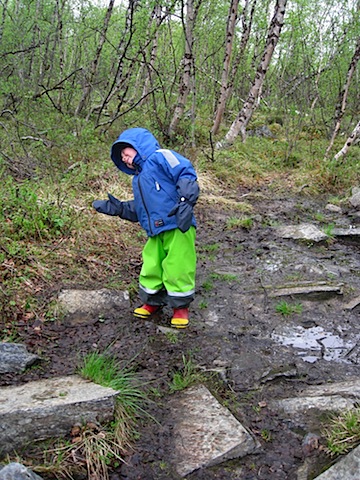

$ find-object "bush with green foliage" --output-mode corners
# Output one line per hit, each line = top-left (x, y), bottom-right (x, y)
(0, 174), (76, 242)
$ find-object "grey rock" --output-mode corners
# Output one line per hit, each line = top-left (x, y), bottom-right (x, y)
(333, 227), (360, 244)
(0, 375), (118, 455)
(314, 443), (360, 479)
(167, 384), (259, 477)
(58, 288), (129, 324)
(0, 343), (39, 374)
(276, 224), (328, 242)
(325, 203), (342, 213)
(270, 379), (360, 420)
(344, 294), (360, 310)
(268, 282), (343, 300)
(0, 463), (43, 480)
(248, 125), (275, 138)
(349, 187), (360, 208)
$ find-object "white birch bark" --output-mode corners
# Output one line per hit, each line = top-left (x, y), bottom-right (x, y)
(334, 120), (360, 161)
(217, 0), (287, 147)
(211, 0), (240, 136)
(325, 36), (360, 157)
(168, 0), (202, 137)
(139, 5), (163, 104)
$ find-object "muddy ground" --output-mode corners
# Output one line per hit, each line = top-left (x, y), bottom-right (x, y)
(2, 187), (360, 479)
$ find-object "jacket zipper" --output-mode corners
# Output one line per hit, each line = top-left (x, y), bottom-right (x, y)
(137, 175), (153, 236)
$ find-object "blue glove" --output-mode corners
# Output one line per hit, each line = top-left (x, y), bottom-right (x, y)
(168, 198), (194, 233)
(168, 178), (199, 233)
(92, 193), (123, 216)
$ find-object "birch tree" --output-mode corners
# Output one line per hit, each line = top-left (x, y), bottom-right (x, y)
(75, 0), (115, 116)
(325, 35), (360, 157)
(95, 0), (139, 125)
(334, 120), (360, 161)
(218, 0), (287, 147)
(211, 0), (240, 136)
(138, 4), (163, 104)
(0, 0), (9, 45)
(168, 0), (202, 137)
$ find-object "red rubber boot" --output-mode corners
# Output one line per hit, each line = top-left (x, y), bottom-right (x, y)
(133, 304), (161, 319)
(171, 308), (189, 329)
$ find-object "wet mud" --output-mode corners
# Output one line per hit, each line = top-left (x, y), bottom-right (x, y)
(2, 188), (360, 479)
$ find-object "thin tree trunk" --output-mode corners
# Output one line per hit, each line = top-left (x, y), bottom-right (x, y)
(0, 0), (9, 45)
(211, 0), (240, 136)
(139, 4), (162, 105)
(95, 0), (138, 124)
(55, 0), (66, 110)
(218, 0), (287, 147)
(325, 36), (360, 157)
(28, 0), (41, 85)
(168, 0), (202, 138)
(75, 0), (115, 117)
(334, 120), (360, 161)
(226, 0), (257, 103)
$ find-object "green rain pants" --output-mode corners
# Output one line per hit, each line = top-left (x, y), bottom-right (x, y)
(138, 226), (196, 308)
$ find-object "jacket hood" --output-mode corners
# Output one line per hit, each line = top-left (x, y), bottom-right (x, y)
(110, 127), (161, 175)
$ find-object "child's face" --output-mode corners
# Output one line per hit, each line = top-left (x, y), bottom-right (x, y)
(121, 147), (137, 169)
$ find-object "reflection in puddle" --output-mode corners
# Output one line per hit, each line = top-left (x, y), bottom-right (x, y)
(271, 325), (355, 363)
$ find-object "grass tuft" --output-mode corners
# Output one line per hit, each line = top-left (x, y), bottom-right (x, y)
(322, 408), (360, 457)
(275, 300), (303, 316)
(170, 354), (203, 393)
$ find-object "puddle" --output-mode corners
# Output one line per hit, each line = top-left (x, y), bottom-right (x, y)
(271, 325), (355, 363)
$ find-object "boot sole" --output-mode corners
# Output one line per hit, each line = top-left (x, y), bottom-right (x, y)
(171, 319), (189, 329)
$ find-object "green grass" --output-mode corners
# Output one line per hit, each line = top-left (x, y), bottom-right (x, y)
(275, 300), (303, 316)
(322, 408), (360, 457)
(226, 216), (254, 230)
(210, 272), (238, 282)
(77, 351), (149, 474)
(79, 351), (146, 419)
(0, 176), (78, 242)
(200, 243), (220, 252)
(201, 280), (214, 292)
(322, 223), (335, 239)
(169, 354), (203, 393)
(198, 300), (208, 309)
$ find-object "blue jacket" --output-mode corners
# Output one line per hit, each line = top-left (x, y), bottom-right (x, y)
(109, 128), (199, 237)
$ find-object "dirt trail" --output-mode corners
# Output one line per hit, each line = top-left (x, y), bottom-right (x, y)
(2, 189), (360, 479)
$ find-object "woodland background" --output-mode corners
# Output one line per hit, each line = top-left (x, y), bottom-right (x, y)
(0, 0), (359, 327)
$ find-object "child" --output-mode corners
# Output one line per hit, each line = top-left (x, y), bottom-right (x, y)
(93, 127), (199, 328)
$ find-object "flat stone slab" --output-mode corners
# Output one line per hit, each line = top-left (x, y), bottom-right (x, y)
(168, 384), (259, 477)
(0, 375), (118, 455)
(275, 224), (328, 242)
(314, 444), (360, 479)
(268, 283), (343, 300)
(344, 294), (360, 310)
(333, 227), (360, 244)
(58, 288), (129, 324)
(270, 379), (360, 419)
